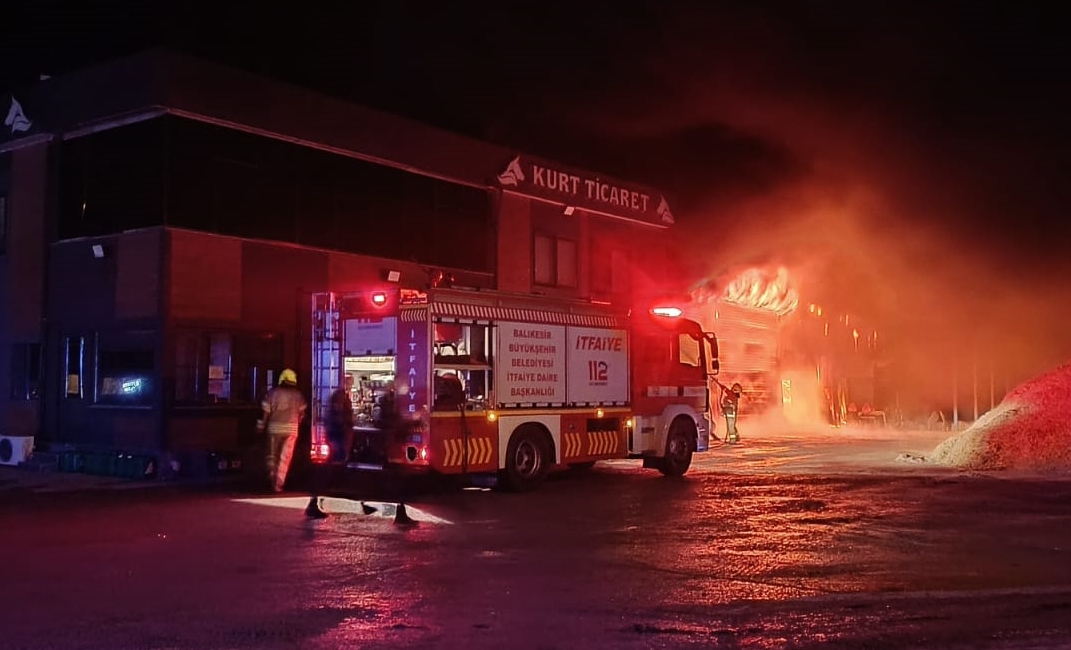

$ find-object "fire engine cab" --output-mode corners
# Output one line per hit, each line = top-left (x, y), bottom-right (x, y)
(310, 287), (720, 491)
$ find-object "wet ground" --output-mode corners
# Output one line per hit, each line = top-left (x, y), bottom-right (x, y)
(2, 427), (1070, 649)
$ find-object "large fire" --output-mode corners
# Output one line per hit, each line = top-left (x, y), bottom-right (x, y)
(720, 266), (799, 315)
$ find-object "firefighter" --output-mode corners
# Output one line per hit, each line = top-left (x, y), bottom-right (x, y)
(719, 381), (743, 443)
(257, 368), (308, 493)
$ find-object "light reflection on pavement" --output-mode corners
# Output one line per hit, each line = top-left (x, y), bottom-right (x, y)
(3, 426), (1071, 649)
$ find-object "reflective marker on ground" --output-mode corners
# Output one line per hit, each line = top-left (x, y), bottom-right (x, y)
(231, 496), (453, 524)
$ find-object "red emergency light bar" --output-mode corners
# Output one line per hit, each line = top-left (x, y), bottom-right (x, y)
(371, 291), (388, 307)
(650, 306), (683, 318)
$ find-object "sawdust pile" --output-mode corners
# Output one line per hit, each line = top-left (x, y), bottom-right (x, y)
(928, 361), (1071, 473)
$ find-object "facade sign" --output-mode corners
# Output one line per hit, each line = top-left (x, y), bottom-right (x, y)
(565, 326), (629, 404)
(495, 154), (674, 228)
(5, 96), (32, 134)
(397, 320), (429, 417)
(497, 322), (567, 404)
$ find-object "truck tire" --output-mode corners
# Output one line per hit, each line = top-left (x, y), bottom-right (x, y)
(500, 426), (551, 492)
(659, 419), (695, 477)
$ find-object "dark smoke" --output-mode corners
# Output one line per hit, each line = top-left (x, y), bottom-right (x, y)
(504, 3), (1071, 413)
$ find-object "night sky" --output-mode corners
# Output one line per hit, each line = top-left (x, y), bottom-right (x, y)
(4, 2), (1070, 384)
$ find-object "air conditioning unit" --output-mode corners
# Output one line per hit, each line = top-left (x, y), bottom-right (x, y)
(0, 436), (34, 466)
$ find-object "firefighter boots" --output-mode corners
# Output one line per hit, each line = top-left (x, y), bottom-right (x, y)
(305, 497), (329, 519)
(394, 502), (417, 527)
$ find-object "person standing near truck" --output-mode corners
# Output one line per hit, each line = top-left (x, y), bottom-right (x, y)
(719, 381), (743, 444)
(305, 384), (355, 519)
(257, 368), (308, 493)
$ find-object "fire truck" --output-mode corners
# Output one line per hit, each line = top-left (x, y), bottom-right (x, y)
(310, 287), (720, 491)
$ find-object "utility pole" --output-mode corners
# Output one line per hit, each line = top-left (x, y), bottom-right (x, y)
(972, 348), (978, 421)
(952, 358), (959, 429)
(989, 358), (995, 410)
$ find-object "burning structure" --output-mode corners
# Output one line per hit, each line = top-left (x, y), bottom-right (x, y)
(690, 265), (888, 429)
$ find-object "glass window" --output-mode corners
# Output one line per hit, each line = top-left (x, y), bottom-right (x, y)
(173, 329), (282, 405)
(534, 233), (554, 285)
(96, 331), (155, 406)
(9, 343), (41, 400)
(206, 332), (232, 402)
(557, 238), (578, 288)
(432, 321), (493, 411)
(165, 117), (491, 271)
(57, 119), (166, 239)
(174, 331), (201, 404)
(64, 336), (85, 398)
(534, 233), (578, 288)
(678, 334), (700, 368)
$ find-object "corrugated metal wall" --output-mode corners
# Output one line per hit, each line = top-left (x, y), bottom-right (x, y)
(711, 300), (782, 414)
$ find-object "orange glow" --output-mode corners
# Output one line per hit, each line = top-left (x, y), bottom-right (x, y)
(721, 266), (799, 315)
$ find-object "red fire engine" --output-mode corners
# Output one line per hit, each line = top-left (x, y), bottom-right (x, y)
(310, 287), (720, 491)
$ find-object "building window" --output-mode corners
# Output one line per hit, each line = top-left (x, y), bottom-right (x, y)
(57, 119), (165, 239)
(534, 233), (578, 288)
(64, 336), (85, 398)
(96, 331), (155, 406)
(174, 330), (282, 405)
(9, 343), (41, 400)
(164, 117), (491, 271)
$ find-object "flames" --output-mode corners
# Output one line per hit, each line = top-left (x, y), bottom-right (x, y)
(721, 266), (799, 315)
(688, 265), (800, 317)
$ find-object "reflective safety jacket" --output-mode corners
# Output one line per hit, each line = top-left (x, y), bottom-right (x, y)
(259, 384), (308, 437)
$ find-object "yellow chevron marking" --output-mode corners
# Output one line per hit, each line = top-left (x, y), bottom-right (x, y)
(563, 431), (581, 458)
(442, 439), (458, 467)
(467, 437), (492, 465)
(443, 437), (494, 467)
(586, 430), (619, 457)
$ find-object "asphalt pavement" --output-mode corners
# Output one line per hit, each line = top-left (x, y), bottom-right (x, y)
(0, 426), (958, 498)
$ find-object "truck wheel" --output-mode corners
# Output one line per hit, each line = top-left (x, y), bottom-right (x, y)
(659, 419), (694, 477)
(500, 426), (550, 492)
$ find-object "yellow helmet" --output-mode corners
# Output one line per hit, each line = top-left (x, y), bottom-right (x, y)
(279, 368), (298, 385)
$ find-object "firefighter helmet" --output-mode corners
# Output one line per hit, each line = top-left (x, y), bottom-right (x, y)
(279, 368), (298, 385)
